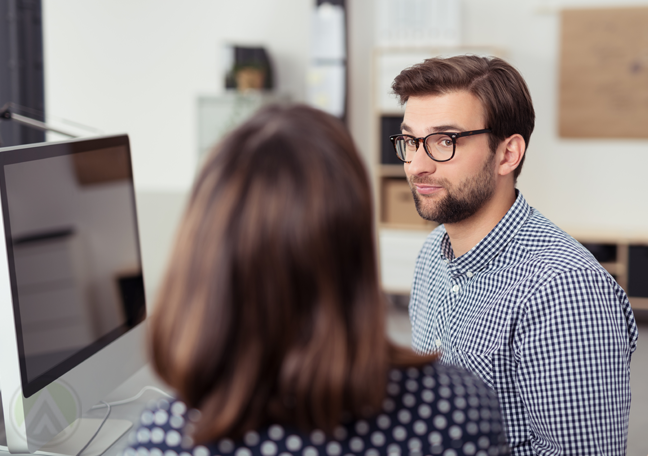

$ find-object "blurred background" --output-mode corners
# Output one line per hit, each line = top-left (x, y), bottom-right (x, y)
(1, 0), (647, 453)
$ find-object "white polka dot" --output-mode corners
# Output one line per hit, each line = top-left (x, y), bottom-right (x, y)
(454, 397), (467, 409)
(279, 453), (291, 456)
(151, 428), (165, 444)
(392, 426), (407, 441)
(442, 450), (457, 456)
(311, 430), (326, 445)
(171, 402), (187, 416)
(382, 398), (396, 412)
(421, 390), (434, 403)
(468, 396), (480, 407)
(422, 376), (435, 388)
(476, 452), (488, 456)
(287, 435), (302, 451)
(218, 439), (235, 453)
(453, 386), (465, 396)
(180, 452), (192, 456)
(386, 443), (400, 455)
(377, 414), (390, 429)
(397, 409), (411, 424)
(193, 447), (209, 456)
(261, 441), (278, 456)
(406, 367), (419, 378)
(402, 393), (416, 407)
(333, 427), (347, 441)
(151, 449), (163, 456)
(413, 420), (427, 435)
(235, 449), (251, 456)
(438, 400), (450, 413)
(269, 425), (285, 441)
(423, 365), (434, 376)
(389, 370), (402, 381)
(141, 411), (154, 426)
(479, 421), (491, 433)
(170, 416), (184, 429)
(137, 448), (149, 456)
(433, 415), (447, 430)
(181, 436), (194, 449)
(387, 383), (400, 396)
(466, 422), (478, 435)
(124, 448), (137, 456)
(451, 410), (465, 424)
(449, 426), (462, 440)
(463, 442), (477, 455)
(244, 431), (260, 446)
(303, 446), (318, 456)
(137, 428), (151, 444)
(187, 409), (202, 422)
(326, 442), (341, 456)
(417, 407), (432, 425)
(365, 449), (379, 456)
(164, 451), (178, 456)
(370, 431), (385, 447)
(428, 431), (442, 445)
(468, 409), (480, 421)
(478, 436), (490, 449)
(407, 437), (421, 451)
(405, 380), (418, 392)
(166, 430), (182, 447)
(355, 420), (370, 435)
(349, 437), (364, 452)
(439, 374), (450, 385)
(439, 387), (451, 398)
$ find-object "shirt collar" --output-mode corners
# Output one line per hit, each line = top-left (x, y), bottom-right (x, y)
(440, 190), (531, 276)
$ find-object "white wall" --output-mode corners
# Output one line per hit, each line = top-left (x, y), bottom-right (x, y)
(43, 0), (311, 192)
(459, 0), (648, 233)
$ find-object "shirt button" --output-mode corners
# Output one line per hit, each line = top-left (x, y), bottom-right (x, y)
(435, 339), (442, 348)
(466, 271), (474, 278)
(452, 285), (459, 293)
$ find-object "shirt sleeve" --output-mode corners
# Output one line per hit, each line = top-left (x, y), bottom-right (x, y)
(515, 268), (635, 455)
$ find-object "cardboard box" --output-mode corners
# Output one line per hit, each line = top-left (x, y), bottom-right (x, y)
(382, 178), (427, 226)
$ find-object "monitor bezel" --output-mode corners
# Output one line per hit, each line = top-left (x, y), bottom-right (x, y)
(0, 134), (147, 398)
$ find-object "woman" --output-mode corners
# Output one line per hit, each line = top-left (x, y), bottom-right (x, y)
(125, 105), (508, 456)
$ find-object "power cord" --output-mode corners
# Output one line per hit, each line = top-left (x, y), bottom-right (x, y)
(78, 386), (173, 456)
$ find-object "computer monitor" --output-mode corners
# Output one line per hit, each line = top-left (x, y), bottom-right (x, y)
(0, 134), (147, 454)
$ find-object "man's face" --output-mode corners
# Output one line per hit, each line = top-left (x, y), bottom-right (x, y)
(402, 91), (497, 225)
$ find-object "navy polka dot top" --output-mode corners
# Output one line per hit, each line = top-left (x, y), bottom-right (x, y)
(123, 362), (509, 456)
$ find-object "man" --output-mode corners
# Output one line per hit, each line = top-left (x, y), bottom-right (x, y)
(391, 55), (638, 455)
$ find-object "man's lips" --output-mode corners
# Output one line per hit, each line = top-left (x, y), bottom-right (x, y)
(413, 183), (443, 195)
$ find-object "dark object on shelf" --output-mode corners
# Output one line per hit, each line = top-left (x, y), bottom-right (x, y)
(224, 46), (273, 91)
(381, 115), (404, 165)
(582, 242), (617, 263)
(628, 245), (648, 298)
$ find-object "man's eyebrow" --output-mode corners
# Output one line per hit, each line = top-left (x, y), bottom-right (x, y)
(400, 122), (464, 134)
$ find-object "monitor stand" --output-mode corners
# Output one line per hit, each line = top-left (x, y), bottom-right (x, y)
(0, 392), (132, 456)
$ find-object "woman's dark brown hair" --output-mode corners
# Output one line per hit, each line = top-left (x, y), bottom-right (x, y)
(392, 55), (535, 180)
(150, 104), (436, 443)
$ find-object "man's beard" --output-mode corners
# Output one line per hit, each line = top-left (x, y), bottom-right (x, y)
(410, 154), (496, 225)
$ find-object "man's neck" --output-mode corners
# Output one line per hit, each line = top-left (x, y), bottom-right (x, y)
(444, 187), (517, 258)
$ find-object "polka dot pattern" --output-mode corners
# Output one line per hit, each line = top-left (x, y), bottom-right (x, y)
(124, 363), (509, 456)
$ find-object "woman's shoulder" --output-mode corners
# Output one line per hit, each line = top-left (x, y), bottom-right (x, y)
(124, 362), (508, 456)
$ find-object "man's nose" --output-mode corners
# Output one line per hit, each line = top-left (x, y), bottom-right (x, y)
(405, 142), (436, 176)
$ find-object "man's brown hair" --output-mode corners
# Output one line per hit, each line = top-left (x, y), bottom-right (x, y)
(392, 55), (535, 180)
(150, 104), (436, 443)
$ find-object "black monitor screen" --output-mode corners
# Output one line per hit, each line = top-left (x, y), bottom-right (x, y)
(0, 135), (146, 397)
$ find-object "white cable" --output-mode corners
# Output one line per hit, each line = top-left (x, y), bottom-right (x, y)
(90, 386), (173, 410)
(76, 401), (111, 456)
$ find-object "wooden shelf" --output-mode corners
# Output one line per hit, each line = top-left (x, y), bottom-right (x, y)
(629, 297), (648, 311)
(379, 165), (406, 178)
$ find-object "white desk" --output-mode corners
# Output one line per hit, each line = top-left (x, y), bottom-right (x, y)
(0, 364), (171, 456)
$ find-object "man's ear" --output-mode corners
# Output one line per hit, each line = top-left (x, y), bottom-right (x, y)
(497, 134), (525, 177)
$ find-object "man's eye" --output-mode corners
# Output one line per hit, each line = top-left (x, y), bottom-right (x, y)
(405, 139), (417, 147)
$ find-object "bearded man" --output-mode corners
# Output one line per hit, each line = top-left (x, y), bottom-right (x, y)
(390, 55), (638, 455)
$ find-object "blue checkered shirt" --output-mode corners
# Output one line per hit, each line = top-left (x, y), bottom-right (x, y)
(409, 191), (638, 455)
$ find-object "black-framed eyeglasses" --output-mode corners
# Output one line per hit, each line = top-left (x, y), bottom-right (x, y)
(389, 129), (491, 163)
